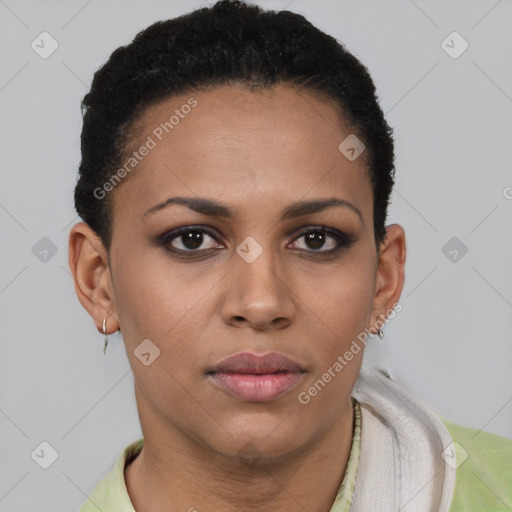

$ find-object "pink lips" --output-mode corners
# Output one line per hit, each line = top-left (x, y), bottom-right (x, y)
(207, 351), (306, 402)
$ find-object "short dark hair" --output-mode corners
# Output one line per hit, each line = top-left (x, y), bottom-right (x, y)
(74, 0), (395, 251)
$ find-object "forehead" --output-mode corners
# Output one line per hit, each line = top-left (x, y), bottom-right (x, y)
(113, 84), (372, 221)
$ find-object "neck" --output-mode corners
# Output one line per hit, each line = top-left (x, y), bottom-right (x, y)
(125, 399), (355, 512)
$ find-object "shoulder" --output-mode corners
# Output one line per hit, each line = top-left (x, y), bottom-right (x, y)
(441, 420), (512, 512)
(78, 472), (113, 512)
(78, 438), (144, 512)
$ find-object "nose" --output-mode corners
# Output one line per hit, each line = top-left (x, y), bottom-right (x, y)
(220, 244), (296, 331)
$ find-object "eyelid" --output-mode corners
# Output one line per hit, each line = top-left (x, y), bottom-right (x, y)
(157, 224), (221, 246)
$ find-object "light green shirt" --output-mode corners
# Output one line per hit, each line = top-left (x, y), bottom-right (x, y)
(79, 399), (362, 512)
(79, 399), (511, 512)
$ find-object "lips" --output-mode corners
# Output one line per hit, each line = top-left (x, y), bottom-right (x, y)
(206, 351), (306, 402)
(208, 351), (305, 374)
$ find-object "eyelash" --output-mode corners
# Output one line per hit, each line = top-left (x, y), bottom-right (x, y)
(157, 224), (355, 258)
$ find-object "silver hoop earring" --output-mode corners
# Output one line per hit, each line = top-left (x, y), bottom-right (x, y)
(102, 318), (109, 355)
(377, 328), (384, 339)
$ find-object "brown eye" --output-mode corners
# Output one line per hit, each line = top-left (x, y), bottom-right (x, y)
(303, 231), (333, 250)
(176, 231), (209, 250)
(288, 227), (355, 254)
(159, 226), (223, 255)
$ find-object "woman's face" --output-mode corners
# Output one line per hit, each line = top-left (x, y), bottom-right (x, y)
(74, 84), (404, 464)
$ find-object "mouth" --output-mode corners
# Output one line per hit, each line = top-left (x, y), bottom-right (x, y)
(206, 351), (307, 402)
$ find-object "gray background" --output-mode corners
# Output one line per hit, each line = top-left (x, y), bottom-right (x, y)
(1, 0), (511, 510)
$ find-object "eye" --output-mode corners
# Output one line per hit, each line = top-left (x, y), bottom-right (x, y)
(157, 224), (354, 259)
(158, 225), (223, 255)
(288, 226), (354, 253)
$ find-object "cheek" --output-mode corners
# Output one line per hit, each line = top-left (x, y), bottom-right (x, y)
(293, 267), (373, 418)
(111, 245), (212, 340)
(292, 251), (376, 337)
(110, 249), (221, 397)
(292, 255), (376, 399)
(305, 282), (369, 381)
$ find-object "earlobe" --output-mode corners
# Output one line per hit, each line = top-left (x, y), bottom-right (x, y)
(368, 224), (406, 334)
(68, 222), (119, 333)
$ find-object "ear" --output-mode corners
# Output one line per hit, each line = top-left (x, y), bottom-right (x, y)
(68, 222), (119, 334)
(368, 224), (406, 335)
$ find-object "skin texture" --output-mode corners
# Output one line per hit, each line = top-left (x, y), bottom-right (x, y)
(68, 84), (406, 512)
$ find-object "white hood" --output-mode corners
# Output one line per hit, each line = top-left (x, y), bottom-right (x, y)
(350, 368), (457, 512)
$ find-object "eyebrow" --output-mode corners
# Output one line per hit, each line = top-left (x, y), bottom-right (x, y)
(142, 196), (363, 223)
